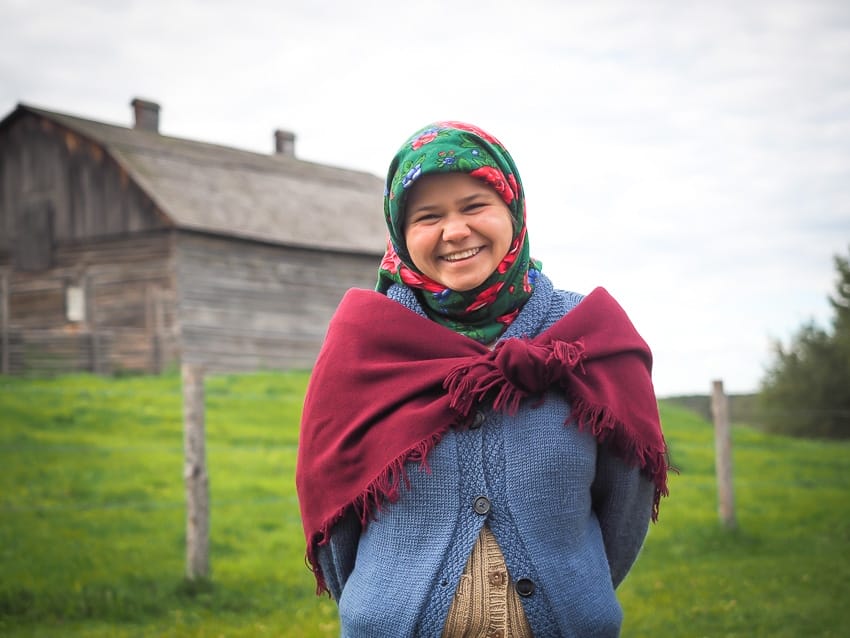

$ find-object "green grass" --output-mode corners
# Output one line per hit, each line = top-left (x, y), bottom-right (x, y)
(0, 372), (338, 637)
(1, 373), (848, 637)
(618, 404), (850, 637)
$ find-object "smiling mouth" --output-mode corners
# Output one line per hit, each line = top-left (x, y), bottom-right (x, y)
(441, 247), (481, 262)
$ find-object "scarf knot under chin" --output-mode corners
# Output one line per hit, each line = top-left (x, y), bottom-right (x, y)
(295, 286), (669, 595)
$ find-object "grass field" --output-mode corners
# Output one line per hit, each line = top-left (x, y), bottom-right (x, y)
(1, 371), (848, 637)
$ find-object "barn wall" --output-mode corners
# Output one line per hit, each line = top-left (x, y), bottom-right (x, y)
(0, 112), (167, 258)
(0, 232), (179, 375)
(174, 231), (380, 372)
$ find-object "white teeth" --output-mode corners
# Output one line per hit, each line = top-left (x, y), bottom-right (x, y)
(442, 247), (480, 262)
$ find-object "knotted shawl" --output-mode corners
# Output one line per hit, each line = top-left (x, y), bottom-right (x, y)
(296, 286), (668, 594)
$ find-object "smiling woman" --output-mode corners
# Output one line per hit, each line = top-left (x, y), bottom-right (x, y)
(403, 172), (514, 293)
(376, 121), (537, 343)
(296, 121), (668, 637)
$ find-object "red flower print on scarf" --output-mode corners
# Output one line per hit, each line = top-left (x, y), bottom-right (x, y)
(497, 307), (521, 325)
(507, 173), (519, 198)
(380, 247), (402, 275)
(400, 265), (447, 293)
(437, 121), (502, 146)
(497, 233), (523, 274)
(380, 239), (446, 293)
(411, 129), (439, 150)
(466, 281), (505, 312)
(522, 269), (532, 293)
(469, 166), (514, 205)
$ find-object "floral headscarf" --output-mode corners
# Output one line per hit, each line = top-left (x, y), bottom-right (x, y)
(376, 121), (541, 343)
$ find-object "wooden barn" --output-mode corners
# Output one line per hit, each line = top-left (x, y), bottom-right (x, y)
(0, 98), (386, 375)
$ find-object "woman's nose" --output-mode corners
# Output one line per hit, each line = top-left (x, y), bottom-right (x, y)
(441, 213), (470, 241)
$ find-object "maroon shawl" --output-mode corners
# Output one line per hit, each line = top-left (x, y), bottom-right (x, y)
(296, 287), (668, 592)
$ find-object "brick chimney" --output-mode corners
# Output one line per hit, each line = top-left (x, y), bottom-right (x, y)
(274, 129), (296, 157)
(131, 98), (160, 133)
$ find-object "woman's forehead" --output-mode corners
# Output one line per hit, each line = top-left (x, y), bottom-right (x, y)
(404, 173), (498, 213)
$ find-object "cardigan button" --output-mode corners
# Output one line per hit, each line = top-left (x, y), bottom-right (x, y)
(515, 578), (536, 597)
(469, 410), (486, 429)
(472, 496), (491, 515)
(488, 570), (507, 586)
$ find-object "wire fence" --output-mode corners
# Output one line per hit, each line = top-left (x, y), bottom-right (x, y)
(3, 374), (848, 524)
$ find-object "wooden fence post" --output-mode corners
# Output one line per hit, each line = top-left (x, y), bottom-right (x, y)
(183, 363), (210, 579)
(1, 271), (8, 375)
(84, 273), (102, 374)
(711, 379), (737, 529)
(146, 285), (164, 374)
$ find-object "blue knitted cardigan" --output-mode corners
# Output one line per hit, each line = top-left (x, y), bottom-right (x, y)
(315, 273), (657, 637)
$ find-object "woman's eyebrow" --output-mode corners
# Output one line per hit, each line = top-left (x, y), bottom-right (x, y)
(457, 191), (490, 205)
(408, 202), (440, 215)
(409, 189), (492, 215)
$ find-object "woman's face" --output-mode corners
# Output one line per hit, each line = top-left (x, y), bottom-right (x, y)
(403, 172), (514, 292)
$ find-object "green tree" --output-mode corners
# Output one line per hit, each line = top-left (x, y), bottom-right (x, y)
(759, 247), (850, 438)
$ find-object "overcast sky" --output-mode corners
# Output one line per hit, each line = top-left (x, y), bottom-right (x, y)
(2, 0), (848, 396)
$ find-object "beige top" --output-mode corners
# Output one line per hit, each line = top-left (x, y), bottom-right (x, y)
(442, 527), (533, 637)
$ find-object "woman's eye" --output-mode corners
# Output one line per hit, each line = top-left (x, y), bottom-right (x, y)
(412, 213), (439, 224)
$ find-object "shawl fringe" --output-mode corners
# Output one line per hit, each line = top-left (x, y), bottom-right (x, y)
(444, 360), (527, 417)
(306, 429), (447, 596)
(549, 339), (586, 375)
(567, 393), (669, 521)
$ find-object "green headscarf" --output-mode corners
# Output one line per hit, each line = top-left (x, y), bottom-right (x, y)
(376, 121), (541, 343)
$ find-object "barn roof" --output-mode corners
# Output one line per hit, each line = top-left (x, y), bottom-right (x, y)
(3, 102), (387, 255)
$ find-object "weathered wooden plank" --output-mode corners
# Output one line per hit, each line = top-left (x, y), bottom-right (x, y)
(3, 326), (177, 376)
(4, 329), (98, 374)
(1, 230), (179, 374)
(8, 289), (64, 327)
(14, 200), (54, 271)
(174, 231), (378, 371)
(0, 113), (167, 251)
(181, 330), (322, 369)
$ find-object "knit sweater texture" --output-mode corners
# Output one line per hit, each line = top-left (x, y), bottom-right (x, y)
(316, 273), (656, 637)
